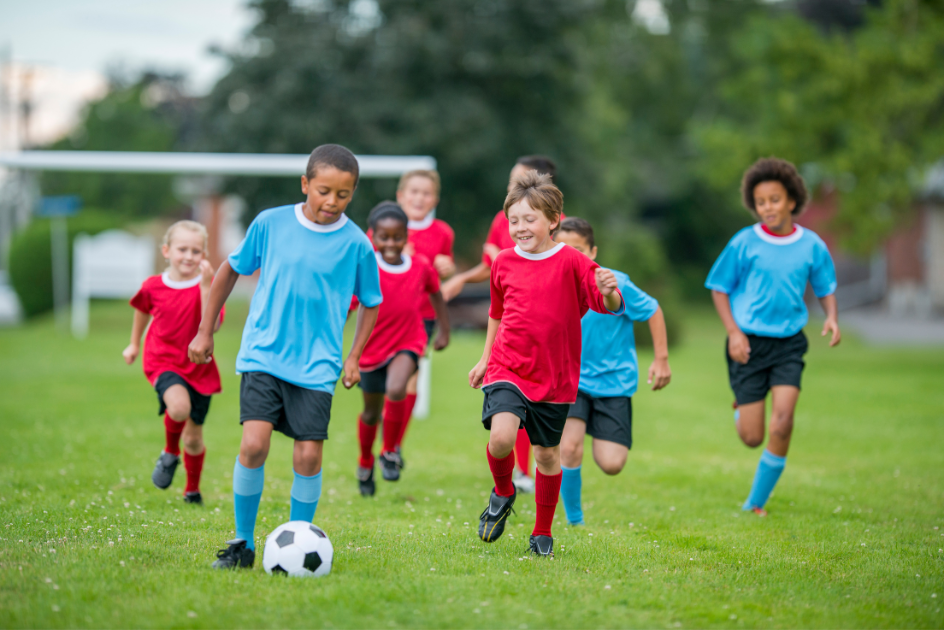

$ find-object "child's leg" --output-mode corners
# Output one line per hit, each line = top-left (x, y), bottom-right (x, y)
(591, 439), (629, 476)
(382, 354), (418, 454)
(486, 412), (520, 496)
(559, 418), (587, 525)
(290, 439), (324, 523)
(358, 392), (384, 469)
(233, 421), (272, 549)
(514, 429), (532, 475)
(181, 421), (205, 495)
(162, 385), (191, 455)
(744, 385), (799, 510)
(736, 400), (766, 448)
(532, 444), (563, 537)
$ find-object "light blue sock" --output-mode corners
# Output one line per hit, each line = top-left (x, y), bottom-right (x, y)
(289, 470), (322, 523)
(233, 457), (264, 550)
(560, 465), (584, 525)
(744, 450), (786, 510)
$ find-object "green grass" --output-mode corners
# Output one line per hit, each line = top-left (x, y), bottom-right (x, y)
(1, 301), (943, 629)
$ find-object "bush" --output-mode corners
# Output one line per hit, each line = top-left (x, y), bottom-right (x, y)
(8, 211), (122, 318)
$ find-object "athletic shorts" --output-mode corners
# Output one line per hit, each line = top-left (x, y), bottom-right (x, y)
(155, 371), (212, 425)
(239, 371), (332, 441)
(567, 391), (633, 449)
(481, 383), (569, 448)
(727, 330), (808, 405)
(423, 319), (436, 346)
(358, 350), (420, 394)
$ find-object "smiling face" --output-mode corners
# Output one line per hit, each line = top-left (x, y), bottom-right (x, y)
(396, 175), (439, 222)
(507, 199), (559, 255)
(371, 217), (408, 264)
(300, 166), (358, 225)
(753, 180), (797, 234)
(161, 228), (206, 280)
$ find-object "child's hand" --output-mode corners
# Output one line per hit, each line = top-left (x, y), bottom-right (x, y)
(440, 277), (463, 302)
(727, 331), (751, 364)
(342, 356), (361, 389)
(433, 254), (456, 279)
(433, 329), (450, 352)
(822, 317), (841, 347)
(188, 331), (214, 364)
(595, 268), (618, 296)
(647, 357), (672, 391)
(122, 344), (139, 365)
(199, 260), (215, 287)
(468, 359), (488, 389)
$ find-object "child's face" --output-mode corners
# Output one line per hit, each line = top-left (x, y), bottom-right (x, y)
(507, 200), (559, 254)
(396, 176), (438, 222)
(507, 164), (532, 193)
(300, 166), (357, 224)
(161, 229), (205, 278)
(372, 218), (408, 264)
(555, 230), (598, 261)
(753, 181), (796, 232)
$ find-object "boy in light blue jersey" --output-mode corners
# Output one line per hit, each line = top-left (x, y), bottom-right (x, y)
(554, 218), (672, 526)
(706, 157), (841, 516)
(189, 144), (383, 568)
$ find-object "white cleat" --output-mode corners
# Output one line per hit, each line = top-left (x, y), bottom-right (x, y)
(512, 469), (535, 494)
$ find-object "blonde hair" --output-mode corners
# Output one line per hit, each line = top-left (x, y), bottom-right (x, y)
(397, 169), (441, 195)
(163, 220), (208, 249)
(503, 170), (563, 232)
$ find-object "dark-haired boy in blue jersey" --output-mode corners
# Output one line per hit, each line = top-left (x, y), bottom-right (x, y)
(706, 156), (840, 516)
(189, 144), (383, 568)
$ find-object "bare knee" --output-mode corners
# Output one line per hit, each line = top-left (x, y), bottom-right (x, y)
(386, 385), (407, 402)
(361, 408), (381, 426)
(240, 434), (269, 463)
(740, 431), (765, 448)
(165, 400), (191, 422)
(533, 448), (558, 469)
(489, 433), (516, 457)
(769, 412), (794, 441)
(182, 425), (203, 453)
(560, 438), (583, 467)
(294, 442), (322, 473)
(597, 457), (626, 476)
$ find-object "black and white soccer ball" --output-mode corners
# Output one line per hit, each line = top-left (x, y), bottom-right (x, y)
(262, 521), (333, 578)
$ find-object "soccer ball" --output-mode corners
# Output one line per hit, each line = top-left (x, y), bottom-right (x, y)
(262, 521), (333, 578)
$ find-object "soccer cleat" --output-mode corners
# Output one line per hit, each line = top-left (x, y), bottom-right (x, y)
(512, 469), (535, 494)
(529, 534), (554, 557)
(151, 451), (179, 490)
(748, 506), (768, 517)
(478, 488), (516, 543)
(183, 491), (203, 505)
(394, 445), (405, 470)
(211, 538), (255, 569)
(356, 465), (375, 497)
(379, 451), (400, 482)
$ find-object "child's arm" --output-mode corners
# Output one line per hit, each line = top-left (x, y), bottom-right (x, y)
(122, 309), (151, 365)
(441, 263), (491, 301)
(189, 261), (239, 364)
(819, 294), (841, 347)
(199, 260), (223, 332)
(469, 317), (500, 388)
(342, 304), (380, 389)
(645, 306), (671, 391)
(711, 290), (750, 364)
(595, 268), (624, 313)
(430, 290), (451, 351)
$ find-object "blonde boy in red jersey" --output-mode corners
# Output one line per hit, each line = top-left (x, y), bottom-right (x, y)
(469, 171), (623, 557)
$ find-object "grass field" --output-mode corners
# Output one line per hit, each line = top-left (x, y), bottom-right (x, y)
(1, 300), (943, 629)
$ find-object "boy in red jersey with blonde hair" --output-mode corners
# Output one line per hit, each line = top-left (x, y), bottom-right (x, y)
(469, 171), (624, 556)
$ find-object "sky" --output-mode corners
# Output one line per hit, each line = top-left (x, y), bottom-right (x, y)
(0, 0), (254, 146)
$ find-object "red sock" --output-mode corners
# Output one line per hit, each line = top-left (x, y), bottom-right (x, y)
(164, 414), (184, 456)
(514, 429), (532, 475)
(486, 444), (516, 497)
(396, 392), (417, 447)
(532, 470), (562, 537)
(382, 398), (408, 453)
(183, 449), (205, 494)
(358, 416), (378, 469)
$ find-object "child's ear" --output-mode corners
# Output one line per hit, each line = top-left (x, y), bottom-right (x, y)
(300, 175), (310, 194)
(160, 243), (170, 260)
(589, 246), (598, 261)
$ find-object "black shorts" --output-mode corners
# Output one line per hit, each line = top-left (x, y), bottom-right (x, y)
(481, 383), (569, 448)
(567, 391), (633, 449)
(358, 351), (420, 394)
(155, 371), (212, 425)
(423, 319), (436, 345)
(239, 372), (332, 441)
(727, 331), (808, 405)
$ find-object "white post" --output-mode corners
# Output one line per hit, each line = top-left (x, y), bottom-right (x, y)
(71, 233), (89, 339)
(413, 355), (432, 420)
(50, 215), (69, 331)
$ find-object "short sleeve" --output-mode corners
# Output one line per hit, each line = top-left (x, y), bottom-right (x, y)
(354, 245), (383, 308)
(578, 256), (624, 316)
(129, 282), (152, 313)
(228, 215), (265, 275)
(619, 274), (659, 321)
(809, 238), (838, 298)
(705, 236), (744, 294)
(488, 260), (505, 319)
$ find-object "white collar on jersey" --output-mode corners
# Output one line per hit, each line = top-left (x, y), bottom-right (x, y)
(161, 272), (202, 290)
(407, 214), (435, 231)
(295, 203), (349, 233)
(375, 252), (412, 274)
(753, 222), (804, 245)
(513, 242), (565, 261)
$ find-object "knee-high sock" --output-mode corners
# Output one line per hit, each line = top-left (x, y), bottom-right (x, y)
(233, 457), (264, 550)
(560, 465), (584, 525)
(533, 470), (562, 537)
(164, 414), (184, 456)
(744, 449), (786, 510)
(358, 416), (378, 469)
(290, 470), (322, 523)
(183, 449), (205, 494)
(486, 444), (516, 497)
(382, 398), (408, 453)
(396, 392), (417, 447)
(514, 429), (531, 475)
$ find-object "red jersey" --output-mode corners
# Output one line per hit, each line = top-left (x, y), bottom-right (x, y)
(130, 273), (223, 395)
(356, 253), (440, 372)
(484, 243), (623, 404)
(481, 210), (566, 266)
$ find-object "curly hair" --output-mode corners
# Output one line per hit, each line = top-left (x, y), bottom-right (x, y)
(741, 157), (808, 216)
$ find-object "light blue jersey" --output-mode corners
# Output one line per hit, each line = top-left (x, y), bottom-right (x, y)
(705, 223), (837, 338)
(228, 203), (383, 392)
(578, 269), (659, 398)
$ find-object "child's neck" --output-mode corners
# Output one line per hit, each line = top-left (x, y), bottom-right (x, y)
(762, 219), (795, 237)
(166, 266), (199, 282)
(382, 252), (404, 266)
(526, 235), (556, 255)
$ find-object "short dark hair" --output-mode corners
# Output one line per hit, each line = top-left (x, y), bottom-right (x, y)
(367, 201), (408, 231)
(741, 157), (808, 216)
(516, 155), (557, 181)
(306, 144), (360, 186)
(559, 216), (595, 249)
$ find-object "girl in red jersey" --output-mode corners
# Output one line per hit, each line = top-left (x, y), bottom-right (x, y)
(469, 171), (623, 557)
(123, 221), (223, 504)
(355, 202), (450, 496)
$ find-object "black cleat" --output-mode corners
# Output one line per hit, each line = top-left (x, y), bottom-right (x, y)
(394, 445), (405, 470)
(478, 488), (516, 543)
(357, 465), (375, 497)
(212, 539), (255, 569)
(151, 451), (179, 490)
(379, 451), (400, 482)
(529, 534), (554, 557)
(183, 491), (203, 505)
